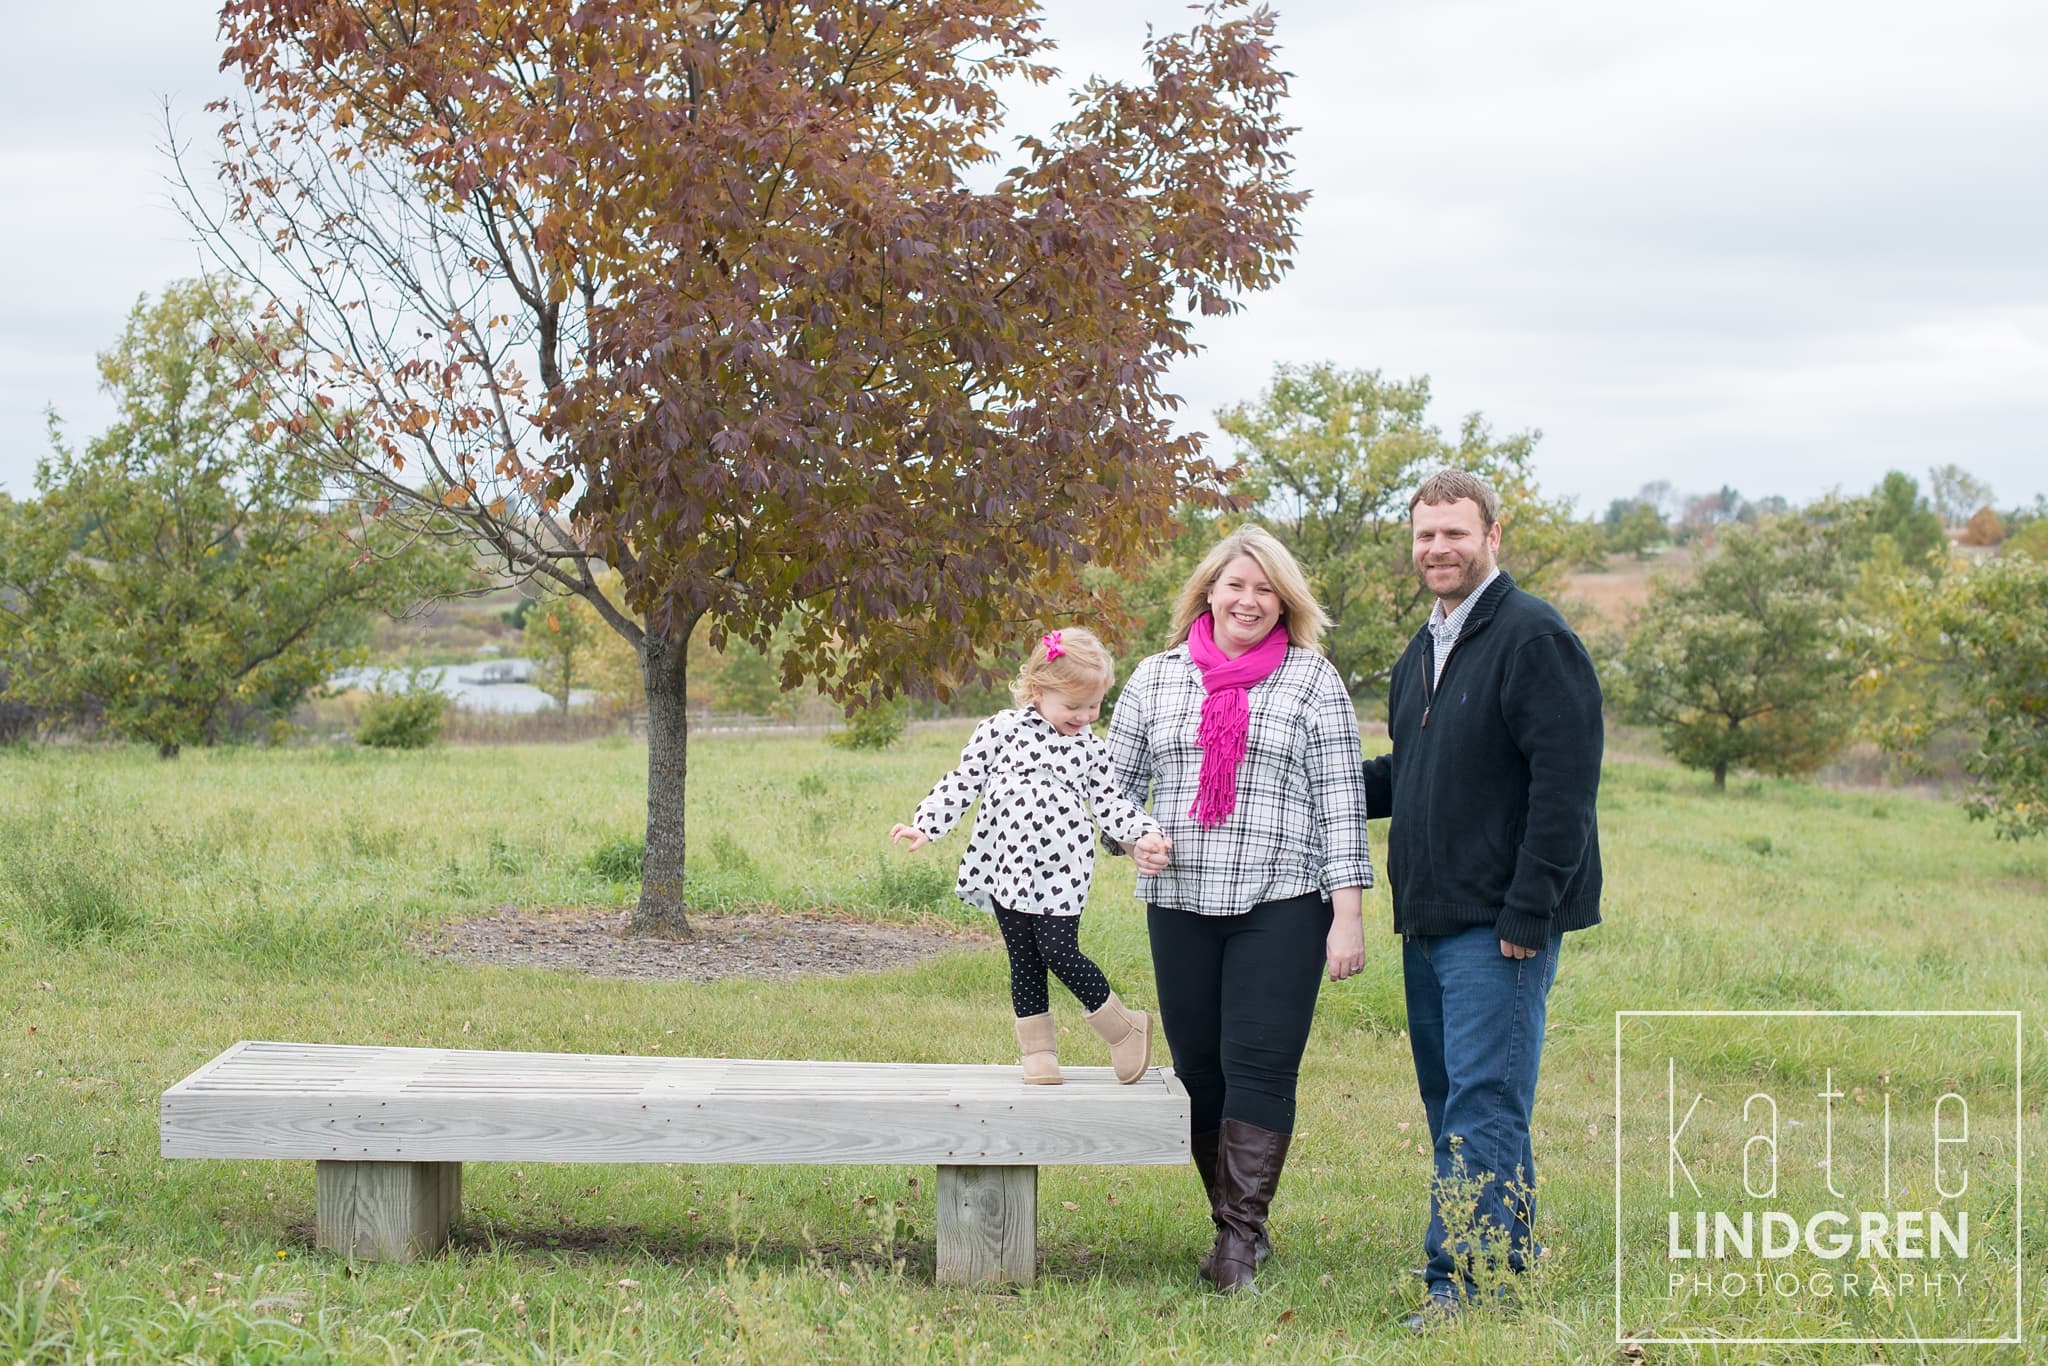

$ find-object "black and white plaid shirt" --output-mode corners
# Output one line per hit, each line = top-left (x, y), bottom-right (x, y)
(1106, 644), (1373, 916)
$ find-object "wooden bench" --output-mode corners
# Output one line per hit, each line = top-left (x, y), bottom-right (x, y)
(161, 1041), (1189, 1283)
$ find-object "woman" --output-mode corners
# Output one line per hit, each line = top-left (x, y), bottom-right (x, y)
(1108, 525), (1371, 1293)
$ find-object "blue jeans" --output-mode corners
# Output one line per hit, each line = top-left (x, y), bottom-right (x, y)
(1403, 925), (1562, 1300)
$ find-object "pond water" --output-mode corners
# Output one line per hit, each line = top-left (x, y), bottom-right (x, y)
(328, 658), (596, 714)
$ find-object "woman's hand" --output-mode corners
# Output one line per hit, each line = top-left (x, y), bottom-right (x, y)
(888, 823), (929, 851)
(1121, 833), (1172, 876)
(1326, 888), (1365, 981)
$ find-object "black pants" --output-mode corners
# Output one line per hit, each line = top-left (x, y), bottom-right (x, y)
(994, 906), (1111, 1017)
(1148, 893), (1330, 1135)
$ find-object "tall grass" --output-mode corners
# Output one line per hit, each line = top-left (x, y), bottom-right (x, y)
(0, 731), (2041, 1362)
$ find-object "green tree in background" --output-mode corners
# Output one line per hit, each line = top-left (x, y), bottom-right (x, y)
(1926, 462), (1995, 528)
(1872, 554), (2048, 838)
(1217, 362), (1595, 696)
(1610, 518), (1864, 790)
(717, 645), (784, 718)
(1852, 471), (1949, 566)
(1601, 497), (1669, 558)
(2003, 516), (2048, 562)
(524, 592), (597, 714)
(0, 281), (468, 756)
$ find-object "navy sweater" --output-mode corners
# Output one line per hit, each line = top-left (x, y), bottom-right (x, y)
(1362, 573), (1603, 949)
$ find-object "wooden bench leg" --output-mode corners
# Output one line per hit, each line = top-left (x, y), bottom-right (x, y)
(316, 1160), (460, 1262)
(935, 1164), (1036, 1285)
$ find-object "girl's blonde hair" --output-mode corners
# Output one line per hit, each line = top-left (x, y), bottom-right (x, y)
(1168, 525), (1327, 650)
(1010, 626), (1115, 707)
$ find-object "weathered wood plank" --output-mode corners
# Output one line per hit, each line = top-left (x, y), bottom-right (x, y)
(315, 1160), (460, 1261)
(162, 1091), (1186, 1164)
(162, 1044), (1190, 1167)
(935, 1165), (1036, 1285)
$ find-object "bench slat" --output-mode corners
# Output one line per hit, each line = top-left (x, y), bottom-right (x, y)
(162, 1042), (1190, 1167)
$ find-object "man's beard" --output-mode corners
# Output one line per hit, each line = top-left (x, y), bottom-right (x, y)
(1421, 557), (1491, 599)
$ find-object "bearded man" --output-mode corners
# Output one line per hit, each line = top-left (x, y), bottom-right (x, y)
(1361, 469), (1604, 1326)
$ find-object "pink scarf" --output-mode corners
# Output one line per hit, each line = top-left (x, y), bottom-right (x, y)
(1185, 612), (1290, 827)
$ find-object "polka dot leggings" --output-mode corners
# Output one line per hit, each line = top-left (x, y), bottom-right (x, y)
(993, 906), (1111, 1017)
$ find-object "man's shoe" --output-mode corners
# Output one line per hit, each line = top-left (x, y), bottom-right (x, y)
(1400, 1292), (1462, 1333)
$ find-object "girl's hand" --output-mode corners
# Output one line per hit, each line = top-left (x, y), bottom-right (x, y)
(889, 824), (929, 852)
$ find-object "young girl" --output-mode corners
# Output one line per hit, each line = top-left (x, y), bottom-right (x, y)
(890, 628), (1167, 1086)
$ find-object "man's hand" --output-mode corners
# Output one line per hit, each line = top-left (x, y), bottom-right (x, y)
(1500, 939), (1538, 960)
(1125, 832), (1172, 876)
(889, 823), (929, 852)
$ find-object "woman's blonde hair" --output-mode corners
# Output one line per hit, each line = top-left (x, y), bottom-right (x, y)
(1010, 626), (1115, 707)
(1167, 525), (1327, 650)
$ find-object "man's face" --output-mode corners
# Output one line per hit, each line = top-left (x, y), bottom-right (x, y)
(1411, 497), (1501, 605)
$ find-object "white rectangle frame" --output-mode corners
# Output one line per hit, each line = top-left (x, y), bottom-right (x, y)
(1611, 1009), (2023, 1347)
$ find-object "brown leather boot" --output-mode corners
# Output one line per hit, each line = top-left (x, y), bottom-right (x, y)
(1014, 1013), (1061, 1085)
(1083, 991), (1152, 1084)
(1208, 1117), (1291, 1293)
(1193, 1128), (1272, 1282)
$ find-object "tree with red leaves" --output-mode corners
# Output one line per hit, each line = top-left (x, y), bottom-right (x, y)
(184, 0), (1304, 934)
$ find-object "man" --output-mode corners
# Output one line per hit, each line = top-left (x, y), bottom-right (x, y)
(1362, 469), (1603, 1325)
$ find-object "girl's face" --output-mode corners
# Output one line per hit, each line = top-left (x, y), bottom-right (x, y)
(1034, 680), (1109, 735)
(1206, 553), (1282, 655)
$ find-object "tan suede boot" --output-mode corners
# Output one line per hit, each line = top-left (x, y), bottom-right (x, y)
(1084, 990), (1153, 1084)
(1015, 1012), (1062, 1085)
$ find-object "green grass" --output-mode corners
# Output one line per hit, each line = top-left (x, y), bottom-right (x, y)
(1, 729), (2042, 1363)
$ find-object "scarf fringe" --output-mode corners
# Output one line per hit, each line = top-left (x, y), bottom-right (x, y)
(1184, 615), (1289, 828)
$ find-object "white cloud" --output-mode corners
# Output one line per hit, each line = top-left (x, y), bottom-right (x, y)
(2, 0), (2041, 515)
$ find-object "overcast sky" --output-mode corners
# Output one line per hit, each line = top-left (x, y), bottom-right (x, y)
(3, 1), (2042, 516)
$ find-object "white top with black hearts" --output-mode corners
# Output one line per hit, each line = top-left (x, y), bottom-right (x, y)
(911, 706), (1162, 917)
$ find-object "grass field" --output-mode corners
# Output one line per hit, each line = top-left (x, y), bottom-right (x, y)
(1, 727), (2042, 1364)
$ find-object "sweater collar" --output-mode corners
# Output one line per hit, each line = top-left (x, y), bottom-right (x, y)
(1418, 570), (1517, 644)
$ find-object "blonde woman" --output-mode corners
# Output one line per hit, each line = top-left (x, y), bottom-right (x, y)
(1107, 526), (1372, 1292)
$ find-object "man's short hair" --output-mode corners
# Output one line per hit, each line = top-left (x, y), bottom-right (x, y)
(1409, 470), (1499, 527)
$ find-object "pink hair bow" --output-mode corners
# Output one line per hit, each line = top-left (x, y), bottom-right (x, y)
(1042, 630), (1065, 660)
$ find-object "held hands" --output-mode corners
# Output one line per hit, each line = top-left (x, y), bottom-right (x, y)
(1129, 832), (1172, 876)
(888, 823), (929, 852)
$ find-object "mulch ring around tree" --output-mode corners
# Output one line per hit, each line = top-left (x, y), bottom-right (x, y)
(422, 904), (993, 984)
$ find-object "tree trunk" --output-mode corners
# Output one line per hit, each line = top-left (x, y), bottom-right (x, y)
(1712, 759), (1727, 791)
(634, 625), (694, 937)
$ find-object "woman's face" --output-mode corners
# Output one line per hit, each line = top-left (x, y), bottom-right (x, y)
(1205, 554), (1282, 656)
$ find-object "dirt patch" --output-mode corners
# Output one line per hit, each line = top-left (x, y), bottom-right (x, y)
(423, 905), (992, 983)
